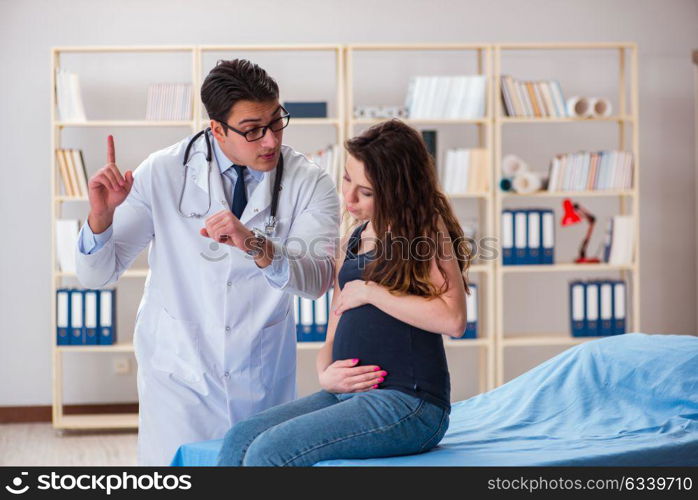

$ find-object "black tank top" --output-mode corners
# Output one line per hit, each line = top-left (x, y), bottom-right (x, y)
(332, 221), (451, 410)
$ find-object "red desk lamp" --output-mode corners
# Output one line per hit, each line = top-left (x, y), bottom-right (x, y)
(561, 198), (600, 264)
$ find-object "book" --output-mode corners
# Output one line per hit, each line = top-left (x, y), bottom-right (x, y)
(146, 83), (192, 120)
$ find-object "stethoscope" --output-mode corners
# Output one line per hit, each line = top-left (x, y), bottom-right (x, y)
(179, 128), (283, 236)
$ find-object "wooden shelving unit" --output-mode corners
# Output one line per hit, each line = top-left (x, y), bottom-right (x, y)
(50, 42), (641, 429)
(50, 44), (344, 430)
(345, 43), (497, 395)
(492, 42), (640, 386)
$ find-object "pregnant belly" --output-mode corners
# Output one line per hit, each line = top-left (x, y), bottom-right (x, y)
(331, 305), (412, 370)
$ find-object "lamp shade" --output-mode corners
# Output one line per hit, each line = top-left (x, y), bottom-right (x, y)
(561, 198), (582, 226)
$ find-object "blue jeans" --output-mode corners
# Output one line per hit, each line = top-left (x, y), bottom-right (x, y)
(216, 389), (450, 466)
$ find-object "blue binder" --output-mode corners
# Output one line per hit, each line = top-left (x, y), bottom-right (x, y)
(598, 281), (614, 336)
(513, 210), (527, 265)
(313, 291), (330, 342)
(526, 209), (542, 264)
(56, 288), (71, 346)
(569, 281), (586, 337)
(585, 281), (600, 337)
(297, 297), (315, 342)
(282, 101), (327, 118)
(612, 281), (627, 335)
(462, 284), (478, 338)
(84, 290), (99, 345)
(69, 289), (85, 345)
(541, 209), (555, 265)
(98, 289), (115, 345)
(501, 209), (514, 265)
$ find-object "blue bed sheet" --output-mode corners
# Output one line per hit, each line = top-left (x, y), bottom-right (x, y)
(171, 333), (698, 466)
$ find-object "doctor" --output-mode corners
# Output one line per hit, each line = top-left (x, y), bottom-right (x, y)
(75, 59), (340, 465)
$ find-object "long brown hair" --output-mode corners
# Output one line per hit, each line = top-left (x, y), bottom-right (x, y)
(344, 119), (471, 297)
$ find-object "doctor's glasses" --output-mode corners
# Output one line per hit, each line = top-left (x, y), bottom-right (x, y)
(217, 106), (291, 142)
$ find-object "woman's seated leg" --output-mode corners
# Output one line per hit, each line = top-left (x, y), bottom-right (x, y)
(242, 389), (450, 466)
(216, 390), (339, 466)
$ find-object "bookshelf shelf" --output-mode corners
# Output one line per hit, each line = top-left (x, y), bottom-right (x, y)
(501, 190), (635, 198)
(500, 263), (634, 274)
(497, 116), (633, 124)
(56, 196), (89, 202)
(56, 269), (149, 278)
(56, 120), (195, 128)
(57, 343), (135, 353)
(291, 118), (341, 126)
(350, 118), (489, 126)
(54, 413), (139, 430)
(502, 335), (607, 347)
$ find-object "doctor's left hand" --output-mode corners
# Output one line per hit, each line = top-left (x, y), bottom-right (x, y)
(333, 280), (375, 316)
(200, 210), (253, 251)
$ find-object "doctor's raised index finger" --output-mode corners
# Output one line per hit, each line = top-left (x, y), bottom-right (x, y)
(107, 135), (116, 164)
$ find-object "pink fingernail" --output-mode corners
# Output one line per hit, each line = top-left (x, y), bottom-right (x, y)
(372, 384), (378, 389)
(377, 377), (384, 383)
(373, 367), (381, 371)
(352, 358), (359, 363)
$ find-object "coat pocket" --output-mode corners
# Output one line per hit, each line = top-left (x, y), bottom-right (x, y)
(151, 307), (205, 389)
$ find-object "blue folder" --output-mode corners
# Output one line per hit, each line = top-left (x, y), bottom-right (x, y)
(56, 288), (71, 346)
(569, 281), (586, 337)
(98, 289), (115, 345)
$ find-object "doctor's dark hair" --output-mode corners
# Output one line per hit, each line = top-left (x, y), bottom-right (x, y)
(344, 119), (471, 298)
(201, 59), (279, 124)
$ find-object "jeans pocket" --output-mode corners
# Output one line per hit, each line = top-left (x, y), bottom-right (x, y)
(418, 405), (450, 453)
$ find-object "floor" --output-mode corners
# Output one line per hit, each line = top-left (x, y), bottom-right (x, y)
(0, 423), (137, 466)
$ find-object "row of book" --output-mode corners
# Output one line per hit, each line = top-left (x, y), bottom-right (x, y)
(502, 209), (555, 265)
(307, 144), (342, 189)
(500, 75), (567, 118)
(56, 289), (116, 345)
(55, 69), (87, 122)
(438, 148), (489, 195)
(547, 151), (633, 192)
(405, 75), (487, 119)
(293, 285), (480, 341)
(146, 83), (193, 121)
(56, 219), (80, 273)
(56, 149), (89, 197)
(569, 280), (626, 337)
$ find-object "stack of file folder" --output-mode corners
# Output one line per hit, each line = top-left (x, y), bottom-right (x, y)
(294, 290), (332, 342)
(56, 288), (116, 345)
(502, 208), (555, 265)
(569, 280), (627, 337)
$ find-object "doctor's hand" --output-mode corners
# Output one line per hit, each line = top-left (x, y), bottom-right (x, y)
(319, 358), (387, 393)
(87, 135), (134, 234)
(200, 210), (252, 249)
(333, 280), (375, 316)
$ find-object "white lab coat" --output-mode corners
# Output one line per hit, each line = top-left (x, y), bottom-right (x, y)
(75, 134), (340, 465)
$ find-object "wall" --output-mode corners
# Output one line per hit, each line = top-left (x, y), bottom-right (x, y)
(0, 0), (696, 406)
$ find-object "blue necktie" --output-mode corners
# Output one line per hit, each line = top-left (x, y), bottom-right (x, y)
(229, 164), (247, 218)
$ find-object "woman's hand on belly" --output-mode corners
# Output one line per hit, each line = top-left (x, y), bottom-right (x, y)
(333, 280), (374, 316)
(319, 358), (387, 394)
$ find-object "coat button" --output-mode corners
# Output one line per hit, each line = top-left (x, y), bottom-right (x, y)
(223, 371), (230, 378)
(227, 281), (232, 287)
(225, 326), (231, 332)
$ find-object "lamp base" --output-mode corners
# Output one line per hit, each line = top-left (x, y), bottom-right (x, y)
(574, 257), (601, 264)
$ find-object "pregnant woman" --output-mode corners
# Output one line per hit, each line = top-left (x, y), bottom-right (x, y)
(217, 119), (472, 466)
